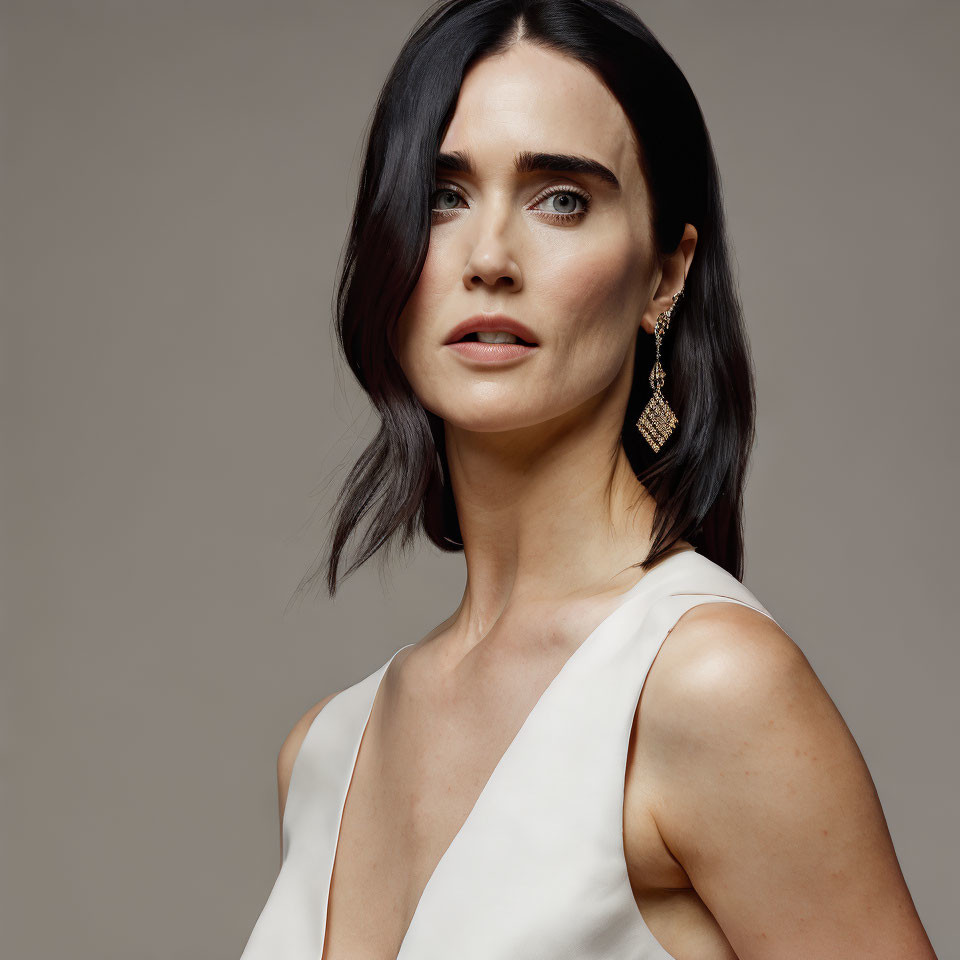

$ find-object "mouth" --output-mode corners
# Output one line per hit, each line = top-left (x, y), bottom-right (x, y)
(443, 314), (540, 346)
(455, 331), (538, 347)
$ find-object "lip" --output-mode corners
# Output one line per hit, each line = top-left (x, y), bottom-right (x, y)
(445, 340), (538, 363)
(443, 313), (539, 346)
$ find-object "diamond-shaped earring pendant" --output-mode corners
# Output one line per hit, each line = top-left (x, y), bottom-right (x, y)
(636, 391), (677, 452)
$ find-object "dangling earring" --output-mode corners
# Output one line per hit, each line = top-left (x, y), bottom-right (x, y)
(636, 288), (683, 452)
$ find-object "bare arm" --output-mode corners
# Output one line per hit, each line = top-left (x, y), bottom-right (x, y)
(638, 602), (937, 959)
(276, 689), (341, 865)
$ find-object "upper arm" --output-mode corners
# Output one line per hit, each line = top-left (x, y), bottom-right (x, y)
(277, 690), (342, 833)
(639, 601), (936, 959)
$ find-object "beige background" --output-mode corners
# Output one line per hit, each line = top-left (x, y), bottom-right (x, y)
(3, 1), (956, 957)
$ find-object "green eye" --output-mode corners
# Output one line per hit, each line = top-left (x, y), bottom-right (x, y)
(429, 182), (592, 224)
(532, 190), (588, 216)
(431, 186), (465, 211)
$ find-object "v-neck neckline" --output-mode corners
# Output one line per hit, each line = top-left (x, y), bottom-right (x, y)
(318, 548), (697, 960)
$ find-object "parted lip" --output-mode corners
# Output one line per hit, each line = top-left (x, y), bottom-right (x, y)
(444, 314), (539, 345)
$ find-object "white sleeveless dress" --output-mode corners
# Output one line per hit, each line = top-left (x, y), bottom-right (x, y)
(240, 548), (780, 960)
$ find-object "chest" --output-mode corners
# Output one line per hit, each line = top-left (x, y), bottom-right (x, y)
(321, 653), (725, 960)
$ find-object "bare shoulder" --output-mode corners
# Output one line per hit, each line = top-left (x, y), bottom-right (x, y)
(634, 600), (936, 957)
(643, 598), (806, 711)
(635, 597), (812, 812)
(636, 597), (833, 807)
(277, 688), (343, 823)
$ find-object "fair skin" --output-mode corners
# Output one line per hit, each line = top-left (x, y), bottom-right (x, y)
(278, 42), (936, 960)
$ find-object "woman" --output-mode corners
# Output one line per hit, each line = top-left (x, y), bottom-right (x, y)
(241, 1), (936, 958)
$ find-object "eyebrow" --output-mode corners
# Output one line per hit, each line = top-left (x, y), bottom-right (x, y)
(435, 149), (621, 192)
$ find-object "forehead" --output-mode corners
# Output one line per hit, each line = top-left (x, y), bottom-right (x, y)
(440, 43), (640, 187)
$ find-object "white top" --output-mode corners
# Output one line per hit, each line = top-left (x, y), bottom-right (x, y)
(240, 548), (780, 960)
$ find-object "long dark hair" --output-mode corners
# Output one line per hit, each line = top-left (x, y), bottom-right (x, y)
(298, 0), (757, 600)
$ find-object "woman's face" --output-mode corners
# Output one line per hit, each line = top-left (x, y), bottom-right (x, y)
(394, 42), (661, 434)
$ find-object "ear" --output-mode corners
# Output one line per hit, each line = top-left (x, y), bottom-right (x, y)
(640, 224), (698, 335)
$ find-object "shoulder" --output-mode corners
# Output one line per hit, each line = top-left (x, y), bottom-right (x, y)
(637, 598), (819, 788)
(633, 601), (936, 954)
(649, 597), (806, 710)
(277, 689), (343, 821)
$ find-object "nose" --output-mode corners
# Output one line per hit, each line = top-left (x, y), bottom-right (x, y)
(461, 216), (523, 291)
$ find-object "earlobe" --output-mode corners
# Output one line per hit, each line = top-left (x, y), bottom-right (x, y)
(639, 302), (662, 336)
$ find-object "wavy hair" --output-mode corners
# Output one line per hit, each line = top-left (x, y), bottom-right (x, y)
(297, 0), (758, 600)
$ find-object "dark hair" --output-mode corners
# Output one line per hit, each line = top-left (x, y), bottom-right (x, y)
(298, 0), (758, 601)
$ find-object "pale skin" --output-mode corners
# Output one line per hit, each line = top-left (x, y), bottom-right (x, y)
(277, 42), (937, 960)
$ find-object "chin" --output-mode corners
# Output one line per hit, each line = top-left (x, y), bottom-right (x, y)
(440, 406), (543, 434)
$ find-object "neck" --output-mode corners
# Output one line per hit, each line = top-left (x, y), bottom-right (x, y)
(442, 390), (661, 639)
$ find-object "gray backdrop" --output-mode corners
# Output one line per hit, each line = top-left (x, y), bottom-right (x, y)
(2, 1), (956, 958)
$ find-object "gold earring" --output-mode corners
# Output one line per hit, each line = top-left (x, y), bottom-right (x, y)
(636, 288), (683, 452)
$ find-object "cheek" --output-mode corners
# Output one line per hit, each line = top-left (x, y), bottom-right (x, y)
(397, 236), (451, 345)
(529, 238), (648, 412)
(394, 248), (451, 408)
(540, 240), (644, 356)
(396, 246), (438, 345)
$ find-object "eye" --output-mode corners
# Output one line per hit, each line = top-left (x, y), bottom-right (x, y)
(529, 186), (591, 223)
(431, 185), (467, 214)
(429, 182), (592, 224)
